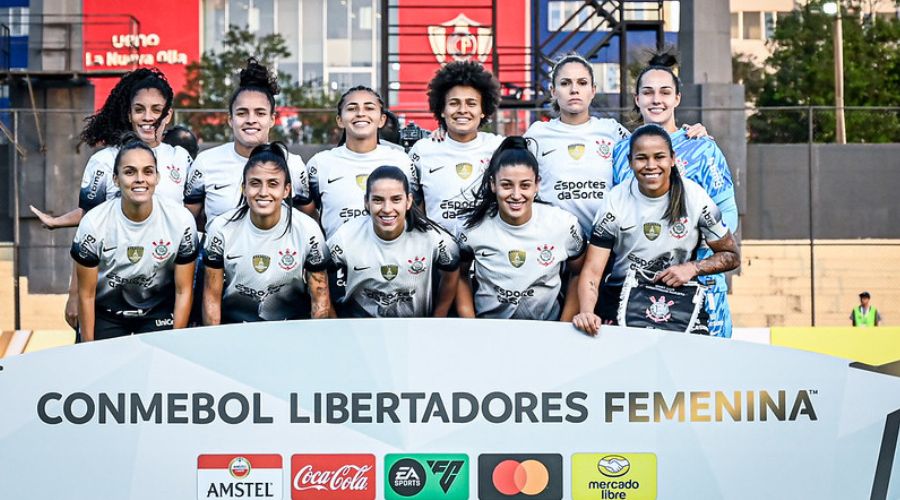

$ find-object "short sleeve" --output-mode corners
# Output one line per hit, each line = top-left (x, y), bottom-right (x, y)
(612, 139), (633, 187)
(78, 153), (112, 212)
(183, 155), (206, 205)
(173, 147), (193, 202)
(698, 199), (729, 243)
(614, 121), (631, 141)
(71, 217), (101, 267)
(175, 213), (199, 264)
(288, 154), (312, 206)
(403, 155), (422, 201)
(563, 213), (586, 258)
(203, 217), (226, 269)
(304, 222), (329, 272)
(408, 142), (423, 180)
(455, 226), (474, 261)
(589, 199), (619, 249)
(326, 230), (346, 269)
(307, 154), (322, 206)
(433, 229), (460, 271)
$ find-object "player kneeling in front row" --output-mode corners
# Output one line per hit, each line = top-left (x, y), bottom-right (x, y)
(71, 134), (199, 341)
(573, 124), (740, 335)
(327, 166), (461, 317)
(202, 143), (333, 324)
(455, 136), (586, 320)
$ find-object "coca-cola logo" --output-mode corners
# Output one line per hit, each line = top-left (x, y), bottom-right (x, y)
(291, 454), (376, 499)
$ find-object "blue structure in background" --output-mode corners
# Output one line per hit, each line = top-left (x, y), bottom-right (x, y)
(0, 0), (28, 112)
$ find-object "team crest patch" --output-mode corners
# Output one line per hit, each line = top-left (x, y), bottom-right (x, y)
(646, 295), (675, 323)
(508, 249), (527, 268)
(456, 162), (473, 179)
(151, 240), (171, 261)
(596, 138), (614, 159)
(356, 174), (369, 190)
(127, 246), (144, 264)
(643, 223), (662, 241)
(670, 217), (689, 240)
(408, 256), (427, 275)
(278, 248), (298, 271)
(166, 165), (182, 184)
(252, 255), (271, 273)
(568, 143), (585, 160)
(536, 244), (556, 267)
(381, 264), (399, 281)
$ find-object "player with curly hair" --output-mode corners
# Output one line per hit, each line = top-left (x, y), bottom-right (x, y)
(409, 60), (504, 234)
(29, 67), (193, 330)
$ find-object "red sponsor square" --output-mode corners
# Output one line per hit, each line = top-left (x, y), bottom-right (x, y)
(290, 454), (376, 499)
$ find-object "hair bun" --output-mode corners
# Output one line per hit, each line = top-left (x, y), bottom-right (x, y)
(647, 48), (678, 69)
(239, 58), (280, 96)
(117, 131), (144, 147)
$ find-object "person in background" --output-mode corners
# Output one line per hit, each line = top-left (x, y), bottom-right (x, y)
(850, 291), (882, 327)
(163, 125), (200, 159)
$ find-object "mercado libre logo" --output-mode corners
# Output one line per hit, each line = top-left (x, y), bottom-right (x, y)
(571, 453), (657, 500)
(384, 454), (469, 500)
(478, 454), (563, 499)
(197, 454), (283, 500)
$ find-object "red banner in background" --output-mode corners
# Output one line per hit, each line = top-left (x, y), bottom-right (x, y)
(393, 0), (529, 130)
(82, 0), (200, 110)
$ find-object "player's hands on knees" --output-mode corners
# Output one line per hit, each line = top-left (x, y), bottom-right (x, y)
(655, 262), (697, 288)
(573, 312), (602, 336)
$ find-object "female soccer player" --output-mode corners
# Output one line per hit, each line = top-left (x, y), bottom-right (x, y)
(327, 165), (460, 317)
(29, 68), (192, 328)
(307, 86), (419, 240)
(611, 50), (739, 337)
(409, 60), (504, 234)
(70, 135), (198, 341)
(455, 137), (586, 320)
(184, 59), (314, 228)
(573, 124), (740, 335)
(202, 143), (332, 323)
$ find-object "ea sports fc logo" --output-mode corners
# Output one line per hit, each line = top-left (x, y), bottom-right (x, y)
(384, 454), (468, 500)
(478, 454), (562, 499)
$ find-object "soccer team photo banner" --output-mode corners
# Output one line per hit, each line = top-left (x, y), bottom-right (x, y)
(1, 319), (898, 499)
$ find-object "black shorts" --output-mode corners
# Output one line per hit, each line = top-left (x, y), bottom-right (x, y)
(94, 308), (174, 341)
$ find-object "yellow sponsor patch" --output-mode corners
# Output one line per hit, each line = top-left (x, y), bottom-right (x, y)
(571, 453), (657, 499)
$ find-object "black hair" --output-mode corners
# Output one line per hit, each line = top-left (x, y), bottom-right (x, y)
(379, 109), (401, 145)
(628, 124), (685, 223)
(549, 53), (595, 113)
(163, 125), (199, 159)
(81, 68), (174, 148)
(229, 58), (279, 115)
(365, 165), (444, 234)
(112, 131), (158, 176)
(633, 47), (682, 117)
(228, 142), (293, 237)
(336, 85), (385, 146)
(427, 60), (501, 130)
(460, 136), (540, 229)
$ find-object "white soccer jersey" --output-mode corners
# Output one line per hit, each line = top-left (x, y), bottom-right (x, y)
(327, 217), (460, 317)
(78, 143), (192, 211)
(308, 144), (420, 239)
(590, 178), (730, 285)
(410, 132), (503, 234)
(456, 203), (585, 320)
(183, 142), (311, 227)
(524, 117), (630, 236)
(204, 206), (329, 323)
(70, 196), (199, 315)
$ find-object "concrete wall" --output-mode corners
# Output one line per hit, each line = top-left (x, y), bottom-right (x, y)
(744, 144), (900, 239)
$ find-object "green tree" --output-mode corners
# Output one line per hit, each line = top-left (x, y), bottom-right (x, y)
(175, 25), (338, 143)
(748, 1), (900, 143)
(732, 52), (765, 104)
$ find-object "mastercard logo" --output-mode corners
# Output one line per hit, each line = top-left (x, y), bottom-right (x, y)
(491, 459), (550, 495)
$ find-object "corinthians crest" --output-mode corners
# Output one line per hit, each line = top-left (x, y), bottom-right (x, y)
(428, 14), (493, 65)
(646, 295), (675, 323)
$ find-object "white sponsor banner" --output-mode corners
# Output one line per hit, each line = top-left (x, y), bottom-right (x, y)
(0, 319), (898, 499)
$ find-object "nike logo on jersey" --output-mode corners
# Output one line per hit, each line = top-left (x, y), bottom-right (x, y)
(429, 166), (445, 174)
(620, 225), (636, 232)
(328, 176), (345, 184)
(541, 149), (557, 157)
(226, 254), (243, 259)
(212, 184), (229, 190)
(102, 246), (117, 253)
(353, 266), (371, 271)
(479, 250), (495, 257)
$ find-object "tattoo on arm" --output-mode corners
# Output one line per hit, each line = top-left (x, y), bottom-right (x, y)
(695, 233), (741, 276)
(308, 271), (332, 318)
(587, 280), (598, 298)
